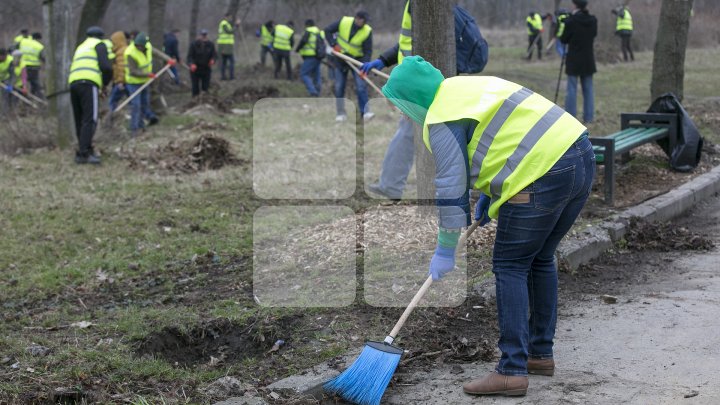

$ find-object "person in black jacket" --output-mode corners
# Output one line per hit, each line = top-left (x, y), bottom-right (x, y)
(560, 0), (597, 124)
(187, 29), (216, 97)
(163, 29), (181, 84)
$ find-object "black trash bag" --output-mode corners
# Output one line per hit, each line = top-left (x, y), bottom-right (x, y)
(647, 92), (703, 172)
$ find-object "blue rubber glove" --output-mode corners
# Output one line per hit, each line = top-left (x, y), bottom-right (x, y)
(429, 245), (455, 281)
(361, 58), (385, 74)
(474, 194), (491, 226)
(4, 85), (12, 93)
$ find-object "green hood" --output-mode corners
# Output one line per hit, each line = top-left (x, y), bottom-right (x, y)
(381, 56), (444, 125)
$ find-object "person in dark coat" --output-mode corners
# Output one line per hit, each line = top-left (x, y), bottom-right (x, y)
(163, 29), (181, 84)
(560, 0), (597, 124)
(187, 29), (216, 97)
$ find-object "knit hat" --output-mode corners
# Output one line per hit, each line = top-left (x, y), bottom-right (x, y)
(381, 56), (445, 125)
(572, 0), (588, 9)
(134, 32), (148, 46)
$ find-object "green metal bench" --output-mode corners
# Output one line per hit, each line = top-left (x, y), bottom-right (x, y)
(590, 113), (678, 205)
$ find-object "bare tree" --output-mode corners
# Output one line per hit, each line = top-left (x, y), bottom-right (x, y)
(650, 0), (694, 101)
(75, 0), (113, 46)
(412, 0), (457, 204)
(188, 0), (201, 45)
(148, 0), (167, 51)
(43, 0), (74, 148)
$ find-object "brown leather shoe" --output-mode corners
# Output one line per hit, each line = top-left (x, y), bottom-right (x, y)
(463, 372), (528, 396)
(528, 358), (555, 376)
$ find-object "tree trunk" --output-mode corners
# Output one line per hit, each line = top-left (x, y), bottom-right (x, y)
(226, 0), (241, 20)
(650, 0), (694, 101)
(147, 0), (167, 52)
(43, 0), (74, 148)
(188, 0), (201, 45)
(75, 0), (112, 47)
(412, 0), (457, 207)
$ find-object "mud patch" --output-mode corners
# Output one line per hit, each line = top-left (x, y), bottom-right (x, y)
(136, 317), (297, 366)
(230, 85), (280, 104)
(624, 217), (714, 251)
(123, 134), (242, 174)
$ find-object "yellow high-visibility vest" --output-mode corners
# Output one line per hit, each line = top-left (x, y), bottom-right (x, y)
(273, 24), (294, 51)
(397, 1), (412, 64)
(556, 13), (568, 38)
(124, 42), (153, 85)
(260, 25), (273, 47)
(13, 35), (27, 49)
(218, 19), (235, 45)
(0, 55), (13, 82)
(616, 8), (633, 32)
(526, 13), (543, 35)
(337, 16), (372, 58)
(423, 76), (587, 218)
(14, 63), (24, 88)
(19, 38), (44, 67)
(68, 37), (103, 87)
(102, 39), (116, 60)
(299, 26), (324, 57)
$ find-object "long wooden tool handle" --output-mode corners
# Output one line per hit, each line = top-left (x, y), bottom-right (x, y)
(152, 48), (191, 71)
(387, 222), (481, 340)
(10, 90), (39, 109)
(331, 50), (390, 80)
(113, 63), (173, 114)
(341, 55), (384, 97)
(25, 92), (48, 105)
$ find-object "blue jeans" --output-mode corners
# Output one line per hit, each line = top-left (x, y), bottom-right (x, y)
(555, 40), (566, 58)
(221, 54), (235, 80)
(334, 65), (368, 115)
(492, 134), (595, 376)
(565, 75), (594, 124)
(108, 84), (128, 112)
(169, 65), (179, 84)
(125, 84), (157, 131)
(300, 57), (322, 96)
(378, 116), (415, 197)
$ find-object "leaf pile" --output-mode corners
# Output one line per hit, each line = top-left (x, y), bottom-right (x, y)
(124, 134), (241, 174)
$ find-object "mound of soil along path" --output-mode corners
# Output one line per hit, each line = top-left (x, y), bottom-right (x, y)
(625, 217), (714, 252)
(124, 134), (241, 174)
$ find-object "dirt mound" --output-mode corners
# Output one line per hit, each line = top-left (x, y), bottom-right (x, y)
(177, 119), (229, 132)
(125, 134), (241, 174)
(625, 217), (714, 251)
(135, 317), (299, 366)
(231, 85), (279, 103)
(182, 94), (233, 114)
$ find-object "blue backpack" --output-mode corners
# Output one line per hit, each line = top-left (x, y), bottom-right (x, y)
(455, 5), (489, 74)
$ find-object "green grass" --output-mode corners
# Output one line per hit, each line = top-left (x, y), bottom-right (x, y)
(0, 46), (718, 403)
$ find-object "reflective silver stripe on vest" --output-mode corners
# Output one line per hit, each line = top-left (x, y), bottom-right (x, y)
(401, 28), (413, 37)
(70, 67), (101, 74)
(75, 56), (98, 62)
(401, 49), (412, 56)
(470, 87), (534, 180)
(489, 105), (566, 197)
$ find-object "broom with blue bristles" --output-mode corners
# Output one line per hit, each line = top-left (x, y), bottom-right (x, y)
(324, 221), (481, 405)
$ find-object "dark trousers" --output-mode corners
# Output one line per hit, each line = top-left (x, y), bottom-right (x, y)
(191, 68), (211, 96)
(260, 45), (272, 66)
(527, 33), (542, 60)
(220, 53), (234, 80)
(70, 81), (98, 156)
(273, 50), (292, 80)
(25, 67), (44, 98)
(620, 34), (634, 61)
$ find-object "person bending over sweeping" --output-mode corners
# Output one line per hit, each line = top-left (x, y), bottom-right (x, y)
(382, 56), (594, 396)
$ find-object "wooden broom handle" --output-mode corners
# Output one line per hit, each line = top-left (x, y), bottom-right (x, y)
(388, 221), (481, 339)
(331, 50), (391, 80)
(113, 63), (173, 114)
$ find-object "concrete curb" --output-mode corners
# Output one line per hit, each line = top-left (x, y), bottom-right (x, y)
(559, 164), (720, 270)
(216, 165), (720, 404)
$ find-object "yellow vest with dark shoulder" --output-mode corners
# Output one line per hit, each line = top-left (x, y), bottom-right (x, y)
(0, 55), (13, 82)
(397, 1), (412, 64)
(218, 19), (235, 45)
(20, 38), (44, 67)
(299, 26), (323, 57)
(68, 37), (103, 87)
(423, 76), (586, 218)
(337, 16), (372, 58)
(260, 25), (273, 47)
(273, 24), (294, 51)
(124, 42), (153, 84)
(616, 8), (633, 32)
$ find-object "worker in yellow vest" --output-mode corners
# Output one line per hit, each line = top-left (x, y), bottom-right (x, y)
(218, 14), (237, 80)
(124, 32), (159, 135)
(295, 19), (325, 96)
(272, 21), (295, 81)
(13, 29), (29, 51)
(526, 11), (544, 60)
(19, 32), (45, 98)
(256, 20), (275, 67)
(68, 26), (113, 164)
(612, 5), (634, 62)
(382, 56), (594, 396)
(0, 49), (16, 112)
(12, 51), (25, 97)
(324, 10), (373, 122)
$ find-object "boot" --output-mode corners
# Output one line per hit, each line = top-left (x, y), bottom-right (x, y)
(463, 372), (528, 396)
(528, 358), (555, 376)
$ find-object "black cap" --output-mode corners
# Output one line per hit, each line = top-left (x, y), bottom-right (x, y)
(573, 0), (588, 9)
(32, 32), (42, 40)
(287, 20), (294, 27)
(86, 26), (104, 38)
(356, 10), (370, 21)
(305, 19), (315, 26)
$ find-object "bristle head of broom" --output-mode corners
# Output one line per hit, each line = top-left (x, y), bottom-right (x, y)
(324, 341), (403, 405)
